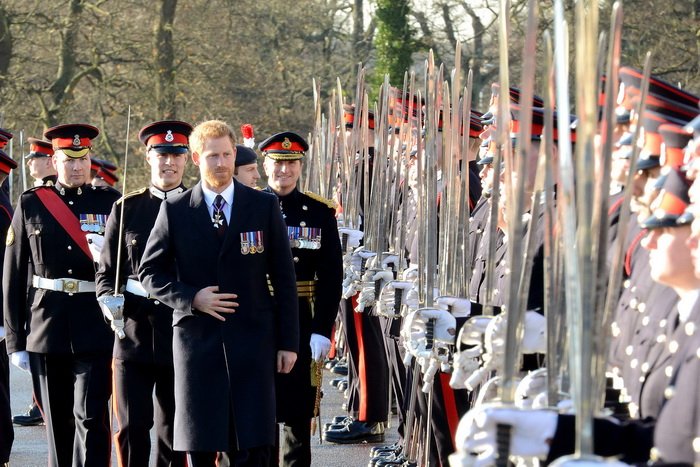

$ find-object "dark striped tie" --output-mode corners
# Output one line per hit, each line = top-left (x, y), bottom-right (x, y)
(213, 195), (228, 240)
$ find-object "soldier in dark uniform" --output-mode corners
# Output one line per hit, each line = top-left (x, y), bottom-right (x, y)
(259, 131), (343, 466)
(25, 137), (58, 187)
(11, 138), (56, 428)
(0, 143), (18, 467)
(234, 144), (261, 188)
(95, 120), (192, 467)
(3, 123), (120, 467)
(91, 158), (120, 188)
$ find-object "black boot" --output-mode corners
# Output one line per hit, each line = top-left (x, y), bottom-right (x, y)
(323, 420), (385, 444)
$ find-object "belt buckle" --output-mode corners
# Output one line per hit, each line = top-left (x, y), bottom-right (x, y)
(62, 279), (79, 293)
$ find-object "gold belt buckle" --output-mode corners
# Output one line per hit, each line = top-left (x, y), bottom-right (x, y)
(62, 279), (78, 292)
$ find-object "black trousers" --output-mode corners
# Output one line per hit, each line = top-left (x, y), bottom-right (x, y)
(344, 298), (389, 423)
(112, 358), (185, 467)
(30, 351), (112, 467)
(0, 340), (12, 463)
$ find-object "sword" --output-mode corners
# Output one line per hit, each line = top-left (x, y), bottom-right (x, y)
(110, 106), (132, 340)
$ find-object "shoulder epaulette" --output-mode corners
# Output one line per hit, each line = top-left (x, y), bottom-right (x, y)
(304, 191), (337, 210)
(116, 187), (148, 204)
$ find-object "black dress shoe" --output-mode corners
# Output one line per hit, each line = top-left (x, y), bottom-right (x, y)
(13, 403), (43, 426)
(370, 443), (402, 457)
(337, 380), (349, 391)
(330, 362), (348, 375)
(323, 420), (385, 444)
(329, 377), (347, 388)
(323, 415), (353, 432)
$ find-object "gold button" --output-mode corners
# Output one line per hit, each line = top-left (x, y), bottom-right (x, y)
(131, 239), (137, 245)
(659, 319), (668, 328)
(664, 386), (676, 400)
(623, 279), (631, 289)
(34, 230), (40, 235)
(630, 298), (638, 309)
(669, 340), (679, 354)
(154, 300), (160, 305)
(641, 316), (650, 326)
(630, 358), (638, 368)
(611, 322), (620, 337)
(625, 345), (634, 356)
(68, 201), (74, 205)
(67, 246), (72, 251)
(638, 302), (646, 313)
(641, 362), (650, 373)
(67, 269), (72, 274)
(657, 334), (667, 344)
(293, 257), (299, 263)
(300, 221), (306, 227)
(302, 205), (308, 210)
(693, 437), (700, 453)
(665, 365), (673, 377)
(685, 322), (695, 336)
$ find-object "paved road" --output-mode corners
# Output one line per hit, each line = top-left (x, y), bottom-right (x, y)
(8, 364), (399, 466)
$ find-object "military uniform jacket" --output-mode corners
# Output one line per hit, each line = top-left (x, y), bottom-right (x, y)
(96, 185), (184, 364)
(138, 180), (299, 452)
(3, 182), (120, 354)
(265, 187), (343, 422)
(0, 191), (13, 318)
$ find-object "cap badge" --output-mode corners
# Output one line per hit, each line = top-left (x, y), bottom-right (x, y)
(73, 134), (81, 146)
(165, 130), (174, 142)
(282, 138), (292, 150)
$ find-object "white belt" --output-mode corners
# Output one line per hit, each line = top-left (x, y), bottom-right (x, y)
(32, 275), (96, 294)
(125, 278), (149, 298)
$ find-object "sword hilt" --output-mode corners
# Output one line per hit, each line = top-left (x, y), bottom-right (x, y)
(393, 288), (403, 317)
(341, 233), (348, 252)
(360, 257), (367, 275)
(425, 317), (436, 351)
(495, 422), (512, 467)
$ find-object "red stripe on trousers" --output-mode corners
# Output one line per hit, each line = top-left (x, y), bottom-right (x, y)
(439, 372), (459, 447)
(351, 295), (369, 420)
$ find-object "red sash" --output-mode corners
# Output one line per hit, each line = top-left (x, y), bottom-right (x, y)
(35, 188), (93, 260)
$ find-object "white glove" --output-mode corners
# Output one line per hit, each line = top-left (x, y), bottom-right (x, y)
(338, 228), (364, 249)
(484, 310), (546, 356)
(0, 326), (4, 339)
(11, 351), (30, 373)
(380, 253), (401, 271)
(450, 346), (483, 389)
(522, 311), (546, 354)
(515, 368), (548, 408)
(86, 233), (105, 263)
(97, 294), (127, 339)
(457, 316), (494, 347)
(309, 333), (331, 361)
(437, 296), (472, 319)
(402, 264), (419, 281)
(454, 405), (558, 465)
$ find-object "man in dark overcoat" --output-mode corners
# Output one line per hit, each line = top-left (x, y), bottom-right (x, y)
(139, 119), (299, 467)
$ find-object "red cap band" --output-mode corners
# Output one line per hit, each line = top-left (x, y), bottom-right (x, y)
(147, 132), (188, 147)
(52, 137), (92, 149)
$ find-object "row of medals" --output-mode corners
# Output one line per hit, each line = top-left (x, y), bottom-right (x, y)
(80, 214), (107, 234)
(240, 231), (264, 255)
(290, 237), (322, 250)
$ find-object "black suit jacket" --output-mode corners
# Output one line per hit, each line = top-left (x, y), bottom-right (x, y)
(138, 180), (299, 452)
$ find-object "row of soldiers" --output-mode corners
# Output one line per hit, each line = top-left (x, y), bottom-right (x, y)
(311, 62), (700, 466)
